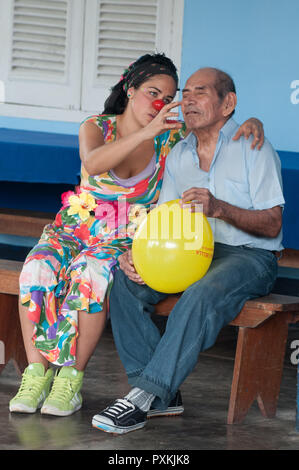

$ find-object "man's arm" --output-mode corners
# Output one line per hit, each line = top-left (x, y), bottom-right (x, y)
(181, 187), (282, 238)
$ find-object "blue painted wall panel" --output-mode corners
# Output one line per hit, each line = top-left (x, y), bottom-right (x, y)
(180, 0), (299, 153)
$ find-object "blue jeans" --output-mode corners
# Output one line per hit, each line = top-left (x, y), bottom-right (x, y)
(109, 243), (278, 409)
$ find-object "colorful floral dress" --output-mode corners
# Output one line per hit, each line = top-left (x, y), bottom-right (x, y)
(19, 114), (185, 366)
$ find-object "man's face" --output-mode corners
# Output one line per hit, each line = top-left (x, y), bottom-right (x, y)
(181, 69), (225, 131)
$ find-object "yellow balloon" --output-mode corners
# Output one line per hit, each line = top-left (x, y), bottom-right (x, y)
(132, 199), (214, 293)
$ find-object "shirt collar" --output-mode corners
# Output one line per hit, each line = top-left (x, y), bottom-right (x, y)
(219, 117), (239, 141)
(183, 117), (239, 148)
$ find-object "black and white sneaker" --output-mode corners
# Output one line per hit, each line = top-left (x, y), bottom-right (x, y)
(92, 398), (147, 434)
(147, 390), (184, 418)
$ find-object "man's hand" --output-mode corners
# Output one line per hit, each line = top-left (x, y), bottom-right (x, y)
(232, 118), (264, 150)
(181, 188), (221, 218)
(118, 250), (145, 285)
(181, 186), (282, 238)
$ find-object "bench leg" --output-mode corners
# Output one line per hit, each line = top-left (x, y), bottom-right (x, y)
(0, 293), (27, 376)
(227, 314), (289, 424)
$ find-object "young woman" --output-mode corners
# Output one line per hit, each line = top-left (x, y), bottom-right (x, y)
(9, 53), (264, 417)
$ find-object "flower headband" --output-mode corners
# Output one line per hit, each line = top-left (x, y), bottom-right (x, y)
(119, 60), (179, 93)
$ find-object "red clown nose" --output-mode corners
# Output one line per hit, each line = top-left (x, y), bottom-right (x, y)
(152, 99), (165, 111)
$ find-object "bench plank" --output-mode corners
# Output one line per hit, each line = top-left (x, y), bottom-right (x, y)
(0, 293), (27, 376)
(0, 260), (22, 295)
(0, 209), (54, 238)
(244, 293), (299, 311)
(155, 293), (299, 318)
(279, 248), (299, 269)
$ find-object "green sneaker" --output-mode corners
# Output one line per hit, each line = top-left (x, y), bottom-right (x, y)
(9, 363), (54, 413)
(41, 366), (84, 416)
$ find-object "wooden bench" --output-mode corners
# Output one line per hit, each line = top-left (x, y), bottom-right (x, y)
(155, 289), (299, 425)
(0, 209), (55, 375)
(0, 208), (55, 239)
(1, 208), (299, 426)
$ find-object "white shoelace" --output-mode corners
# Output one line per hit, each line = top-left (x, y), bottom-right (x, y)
(104, 399), (135, 418)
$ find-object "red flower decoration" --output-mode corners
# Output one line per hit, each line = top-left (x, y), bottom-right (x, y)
(74, 224), (90, 242)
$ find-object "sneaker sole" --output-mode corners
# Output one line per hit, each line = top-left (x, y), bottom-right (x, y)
(9, 398), (46, 414)
(9, 404), (38, 414)
(41, 403), (82, 417)
(92, 417), (146, 435)
(147, 406), (184, 418)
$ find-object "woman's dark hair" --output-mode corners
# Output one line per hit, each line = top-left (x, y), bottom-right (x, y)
(102, 53), (179, 115)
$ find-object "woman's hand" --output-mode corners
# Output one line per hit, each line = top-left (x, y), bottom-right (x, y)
(232, 118), (264, 150)
(141, 101), (183, 140)
(118, 250), (145, 285)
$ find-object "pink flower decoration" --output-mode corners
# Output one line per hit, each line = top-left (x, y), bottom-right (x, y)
(61, 186), (81, 208)
(61, 190), (75, 208)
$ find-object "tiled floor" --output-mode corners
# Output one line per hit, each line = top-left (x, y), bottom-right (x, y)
(1, 321), (299, 451)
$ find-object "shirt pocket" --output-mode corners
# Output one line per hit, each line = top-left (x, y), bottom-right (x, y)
(224, 178), (252, 209)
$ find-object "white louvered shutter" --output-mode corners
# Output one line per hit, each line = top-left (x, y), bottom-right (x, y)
(0, 0), (84, 109)
(81, 0), (184, 113)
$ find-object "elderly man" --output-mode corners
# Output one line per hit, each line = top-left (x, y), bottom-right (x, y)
(92, 68), (285, 434)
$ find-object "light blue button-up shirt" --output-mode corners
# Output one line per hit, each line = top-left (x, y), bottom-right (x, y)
(158, 118), (285, 251)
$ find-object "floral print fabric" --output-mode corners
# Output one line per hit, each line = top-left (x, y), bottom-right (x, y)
(19, 114), (185, 365)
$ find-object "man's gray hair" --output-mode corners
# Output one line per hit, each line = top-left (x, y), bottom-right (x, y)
(211, 68), (236, 116)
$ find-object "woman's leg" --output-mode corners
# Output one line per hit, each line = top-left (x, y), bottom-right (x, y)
(18, 297), (48, 369)
(40, 303), (107, 417)
(18, 296), (107, 372)
(61, 244), (123, 368)
(9, 299), (53, 413)
(75, 301), (107, 371)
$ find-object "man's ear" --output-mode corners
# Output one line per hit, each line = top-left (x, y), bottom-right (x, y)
(223, 92), (237, 117)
